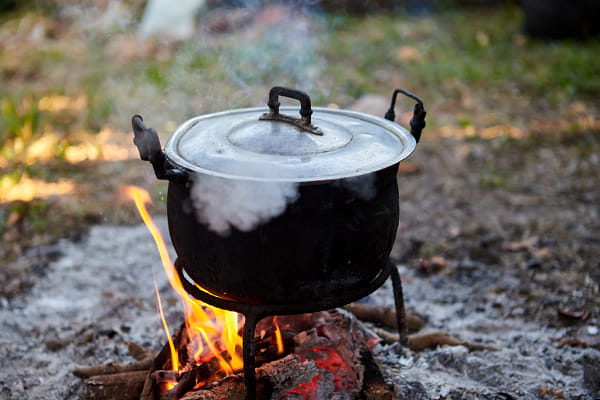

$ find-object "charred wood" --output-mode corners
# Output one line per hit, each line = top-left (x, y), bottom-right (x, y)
(179, 375), (270, 400)
(155, 362), (220, 400)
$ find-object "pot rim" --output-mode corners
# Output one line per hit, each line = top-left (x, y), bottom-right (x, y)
(164, 106), (416, 183)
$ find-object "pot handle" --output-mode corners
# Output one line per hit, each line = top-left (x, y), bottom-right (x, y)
(384, 88), (426, 143)
(259, 86), (323, 135)
(132, 115), (186, 182)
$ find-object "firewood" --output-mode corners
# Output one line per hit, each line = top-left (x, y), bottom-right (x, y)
(179, 375), (270, 400)
(79, 370), (147, 400)
(73, 357), (153, 378)
(152, 369), (180, 383)
(372, 327), (499, 351)
(343, 302), (423, 331)
(140, 323), (188, 400)
(139, 371), (155, 400)
(157, 363), (219, 400)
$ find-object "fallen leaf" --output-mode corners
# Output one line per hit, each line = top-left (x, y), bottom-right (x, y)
(557, 308), (590, 322)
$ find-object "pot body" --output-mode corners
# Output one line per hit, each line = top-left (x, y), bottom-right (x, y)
(167, 165), (399, 305)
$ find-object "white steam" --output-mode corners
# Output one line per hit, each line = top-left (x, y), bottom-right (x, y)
(340, 174), (376, 201)
(190, 173), (299, 236)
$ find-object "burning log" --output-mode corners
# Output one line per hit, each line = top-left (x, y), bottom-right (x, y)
(343, 302), (423, 331)
(146, 311), (383, 399)
(76, 311), (398, 400)
(180, 375), (270, 400)
(155, 362), (222, 400)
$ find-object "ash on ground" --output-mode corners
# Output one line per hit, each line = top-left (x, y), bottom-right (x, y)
(1, 214), (598, 399)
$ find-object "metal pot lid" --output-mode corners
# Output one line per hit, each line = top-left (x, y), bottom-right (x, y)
(164, 87), (417, 182)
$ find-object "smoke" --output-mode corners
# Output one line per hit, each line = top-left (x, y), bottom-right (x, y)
(189, 173), (299, 236)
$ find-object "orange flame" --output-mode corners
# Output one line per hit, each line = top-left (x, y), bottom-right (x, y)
(273, 316), (284, 355)
(153, 270), (179, 371)
(124, 186), (244, 379)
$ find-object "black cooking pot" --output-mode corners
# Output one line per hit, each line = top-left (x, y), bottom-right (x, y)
(132, 87), (425, 306)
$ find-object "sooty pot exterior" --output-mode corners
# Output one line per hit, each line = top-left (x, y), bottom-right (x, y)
(167, 165), (399, 305)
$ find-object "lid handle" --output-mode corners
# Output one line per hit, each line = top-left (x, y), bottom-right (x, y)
(259, 86), (323, 136)
(384, 88), (426, 143)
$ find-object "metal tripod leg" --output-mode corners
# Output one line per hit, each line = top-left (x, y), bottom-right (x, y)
(389, 260), (408, 347)
(242, 313), (258, 400)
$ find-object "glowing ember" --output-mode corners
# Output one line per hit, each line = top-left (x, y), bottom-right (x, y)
(283, 375), (320, 398)
(282, 347), (354, 397)
(315, 348), (352, 392)
(124, 186), (244, 387)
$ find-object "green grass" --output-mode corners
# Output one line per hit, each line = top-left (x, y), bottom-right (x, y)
(318, 7), (600, 103)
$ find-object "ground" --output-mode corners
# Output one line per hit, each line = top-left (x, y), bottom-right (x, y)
(0, 1), (599, 398)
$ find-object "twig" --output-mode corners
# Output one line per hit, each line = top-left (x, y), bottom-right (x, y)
(372, 328), (499, 351)
(73, 357), (153, 379)
(343, 302), (423, 331)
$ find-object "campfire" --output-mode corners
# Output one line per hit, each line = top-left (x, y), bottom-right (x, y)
(74, 185), (493, 400)
(74, 186), (398, 400)
(127, 185), (398, 400)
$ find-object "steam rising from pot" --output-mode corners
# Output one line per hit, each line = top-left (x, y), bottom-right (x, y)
(340, 174), (376, 202)
(188, 172), (378, 236)
(190, 173), (299, 236)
